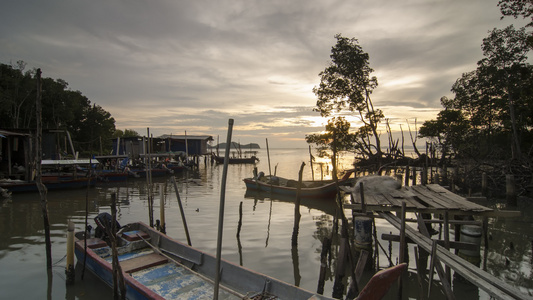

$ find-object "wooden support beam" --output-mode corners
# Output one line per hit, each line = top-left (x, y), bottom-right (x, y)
(380, 212), (528, 300)
(343, 203), (521, 218)
(380, 234), (478, 252)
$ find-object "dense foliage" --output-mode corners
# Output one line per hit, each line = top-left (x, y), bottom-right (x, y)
(0, 61), (116, 154)
(419, 25), (532, 163)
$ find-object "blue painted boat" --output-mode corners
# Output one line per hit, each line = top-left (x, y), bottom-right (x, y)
(75, 222), (334, 300)
(243, 170), (354, 199)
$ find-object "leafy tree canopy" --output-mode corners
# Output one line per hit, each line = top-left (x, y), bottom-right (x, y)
(311, 34), (384, 161)
(0, 61), (117, 154)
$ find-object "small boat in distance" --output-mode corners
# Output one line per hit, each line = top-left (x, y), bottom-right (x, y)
(243, 169), (355, 199)
(211, 153), (259, 164)
(75, 220), (334, 300)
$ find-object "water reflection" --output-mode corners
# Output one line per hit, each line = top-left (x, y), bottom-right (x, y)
(1, 149), (533, 299)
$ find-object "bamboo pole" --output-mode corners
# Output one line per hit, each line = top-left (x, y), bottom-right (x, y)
(171, 176), (192, 246)
(214, 119), (234, 300)
(35, 69), (53, 270)
(265, 138), (272, 178)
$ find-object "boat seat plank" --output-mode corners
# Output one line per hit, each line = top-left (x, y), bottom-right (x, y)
(121, 230), (150, 242)
(79, 238), (108, 249)
(121, 252), (168, 273)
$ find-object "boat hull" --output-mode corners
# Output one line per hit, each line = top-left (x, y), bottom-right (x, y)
(243, 170), (354, 199)
(243, 178), (338, 198)
(212, 154), (258, 164)
(75, 222), (332, 300)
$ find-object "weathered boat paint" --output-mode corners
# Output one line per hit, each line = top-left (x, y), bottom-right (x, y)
(75, 222), (334, 300)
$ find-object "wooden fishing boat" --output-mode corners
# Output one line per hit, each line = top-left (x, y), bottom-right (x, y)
(212, 153), (259, 164)
(243, 169), (354, 199)
(75, 221), (334, 300)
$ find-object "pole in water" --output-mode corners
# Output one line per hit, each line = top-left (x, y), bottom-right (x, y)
(214, 119), (234, 300)
(159, 184), (166, 234)
(171, 176), (192, 246)
(66, 220), (75, 284)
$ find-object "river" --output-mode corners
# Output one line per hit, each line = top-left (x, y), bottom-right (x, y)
(0, 148), (531, 299)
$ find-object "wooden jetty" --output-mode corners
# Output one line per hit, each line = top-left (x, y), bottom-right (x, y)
(344, 183), (520, 218)
(343, 180), (529, 300)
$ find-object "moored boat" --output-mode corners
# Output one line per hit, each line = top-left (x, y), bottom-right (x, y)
(211, 153), (259, 164)
(75, 220), (334, 300)
(243, 169), (354, 199)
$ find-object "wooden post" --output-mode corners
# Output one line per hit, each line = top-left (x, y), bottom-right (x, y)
(265, 138), (272, 178)
(214, 119), (234, 300)
(291, 162), (305, 246)
(506, 174), (517, 206)
(159, 184), (166, 234)
(359, 182), (366, 214)
(444, 212), (451, 283)
(411, 167), (417, 186)
(171, 176), (192, 246)
(237, 201), (243, 237)
(482, 172), (488, 197)
(317, 237), (331, 295)
(146, 129), (154, 227)
(399, 201), (407, 264)
(422, 166), (428, 186)
(399, 201), (407, 300)
(35, 69), (53, 270)
(309, 145), (314, 181)
(404, 165), (410, 187)
(442, 164), (448, 186)
(66, 220), (75, 284)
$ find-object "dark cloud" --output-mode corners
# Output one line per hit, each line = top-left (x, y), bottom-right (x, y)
(1, 0), (524, 147)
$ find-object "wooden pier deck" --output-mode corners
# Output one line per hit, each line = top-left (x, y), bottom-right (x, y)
(343, 183), (520, 218)
(342, 181), (529, 300)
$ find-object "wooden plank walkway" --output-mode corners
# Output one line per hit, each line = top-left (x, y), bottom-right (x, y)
(380, 211), (532, 300)
(343, 184), (520, 218)
(341, 180), (528, 299)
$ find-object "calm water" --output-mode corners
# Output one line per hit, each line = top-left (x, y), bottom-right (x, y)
(0, 148), (532, 299)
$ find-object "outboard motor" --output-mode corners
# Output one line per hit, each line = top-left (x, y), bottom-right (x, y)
(94, 212), (121, 241)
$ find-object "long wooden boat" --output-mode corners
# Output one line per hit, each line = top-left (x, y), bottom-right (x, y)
(212, 153), (259, 164)
(75, 221), (334, 300)
(243, 169), (354, 199)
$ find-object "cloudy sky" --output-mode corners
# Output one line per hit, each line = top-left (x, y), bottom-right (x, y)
(1, 0), (524, 148)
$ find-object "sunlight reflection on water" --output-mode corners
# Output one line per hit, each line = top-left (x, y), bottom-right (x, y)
(0, 148), (532, 299)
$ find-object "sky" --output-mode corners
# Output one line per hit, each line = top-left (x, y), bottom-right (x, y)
(1, 0), (526, 148)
